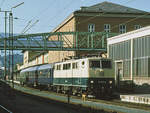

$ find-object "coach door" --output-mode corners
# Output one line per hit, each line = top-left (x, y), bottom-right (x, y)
(115, 61), (123, 89)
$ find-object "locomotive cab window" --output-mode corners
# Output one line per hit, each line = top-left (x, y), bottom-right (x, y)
(101, 60), (112, 69)
(89, 61), (101, 68)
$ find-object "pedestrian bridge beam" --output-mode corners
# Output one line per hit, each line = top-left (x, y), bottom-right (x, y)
(0, 32), (118, 51)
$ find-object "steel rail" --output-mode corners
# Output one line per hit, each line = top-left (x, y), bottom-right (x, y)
(0, 104), (13, 113)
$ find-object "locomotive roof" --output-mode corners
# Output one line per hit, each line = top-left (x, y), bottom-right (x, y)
(55, 57), (111, 64)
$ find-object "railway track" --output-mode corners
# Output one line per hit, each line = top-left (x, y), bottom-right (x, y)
(0, 104), (13, 113)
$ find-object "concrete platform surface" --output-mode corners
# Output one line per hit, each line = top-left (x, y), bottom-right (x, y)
(12, 84), (150, 113)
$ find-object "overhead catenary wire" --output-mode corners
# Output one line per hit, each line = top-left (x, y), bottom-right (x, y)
(21, 20), (32, 34)
(20, 0), (57, 34)
(31, 0), (58, 21)
(22, 20), (39, 34)
(43, 0), (75, 30)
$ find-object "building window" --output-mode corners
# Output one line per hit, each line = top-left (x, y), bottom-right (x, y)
(88, 24), (95, 32)
(134, 25), (142, 30)
(104, 24), (111, 32)
(119, 24), (126, 33)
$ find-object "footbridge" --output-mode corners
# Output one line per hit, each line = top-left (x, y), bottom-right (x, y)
(0, 32), (118, 51)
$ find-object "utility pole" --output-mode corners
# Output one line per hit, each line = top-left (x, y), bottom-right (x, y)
(4, 11), (7, 81)
(9, 12), (13, 87)
(0, 2), (24, 84)
(0, 10), (12, 80)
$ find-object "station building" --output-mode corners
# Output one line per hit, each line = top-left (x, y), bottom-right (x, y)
(19, 1), (150, 69)
(107, 26), (150, 86)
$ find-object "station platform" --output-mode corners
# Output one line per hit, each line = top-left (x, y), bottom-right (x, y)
(12, 84), (150, 113)
(2, 80), (150, 113)
(120, 94), (150, 105)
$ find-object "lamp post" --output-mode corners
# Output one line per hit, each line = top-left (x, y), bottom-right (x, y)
(10, 2), (24, 88)
(0, 2), (24, 85)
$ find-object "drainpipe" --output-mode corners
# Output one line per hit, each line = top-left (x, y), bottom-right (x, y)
(131, 39), (133, 81)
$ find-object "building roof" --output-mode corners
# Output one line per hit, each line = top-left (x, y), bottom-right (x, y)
(52, 1), (149, 32)
(107, 26), (150, 45)
(78, 1), (148, 14)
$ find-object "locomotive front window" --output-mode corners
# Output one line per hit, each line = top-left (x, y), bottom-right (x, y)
(89, 61), (100, 68)
(101, 60), (111, 69)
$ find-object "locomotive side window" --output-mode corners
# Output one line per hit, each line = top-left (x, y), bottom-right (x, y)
(55, 65), (61, 70)
(57, 65), (61, 70)
(72, 62), (78, 69)
(89, 61), (100, 68)
(54, 65), (57, 70)
(101, 60), (112, 68)
(63, 63), (71, 70)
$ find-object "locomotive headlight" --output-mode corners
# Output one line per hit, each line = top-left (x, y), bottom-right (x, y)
(109, 81), (112, 84)
(90, 80), (94, 83)
(100, 69), (104, 72)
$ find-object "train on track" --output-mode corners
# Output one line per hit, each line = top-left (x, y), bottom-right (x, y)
(19, 57), (115, 98)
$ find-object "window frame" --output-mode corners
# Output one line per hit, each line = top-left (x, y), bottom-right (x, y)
(134, 25), (142, 30)
(119, 24), (126, 34)
(104, 24), (111, 32)
(88, 24), (95, 32)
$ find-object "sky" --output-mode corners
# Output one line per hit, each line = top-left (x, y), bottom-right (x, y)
(0, 0), (150, 34)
